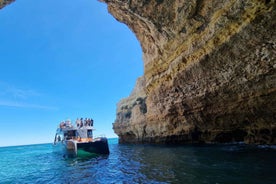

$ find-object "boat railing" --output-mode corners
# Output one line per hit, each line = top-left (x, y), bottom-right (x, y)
(59, 125), (95, 131)
(78, 125), (95, 130)
(94, 134), (106, 138)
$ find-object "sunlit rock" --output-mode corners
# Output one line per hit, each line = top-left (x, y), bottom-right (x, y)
(102, 0), (276, 144)
(0, 0), (14, 9)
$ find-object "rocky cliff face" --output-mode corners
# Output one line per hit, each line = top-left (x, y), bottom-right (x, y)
(103, 0), (276, 144)
(0, 0), (14, 9)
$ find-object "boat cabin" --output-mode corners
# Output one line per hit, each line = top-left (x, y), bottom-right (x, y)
(54, 127), (94, 144)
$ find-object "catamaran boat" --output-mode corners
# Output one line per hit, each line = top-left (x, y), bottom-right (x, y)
(53, 120), (109, 156)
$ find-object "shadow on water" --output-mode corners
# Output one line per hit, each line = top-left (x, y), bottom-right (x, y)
(49, 148), (110, 184)
(109, 143), (276, 184)
(62, 148), (109, 162)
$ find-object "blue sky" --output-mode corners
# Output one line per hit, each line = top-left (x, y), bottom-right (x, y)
(0, 0), (143, 147)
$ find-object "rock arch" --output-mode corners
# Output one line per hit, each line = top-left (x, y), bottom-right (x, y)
(2, 0), (275, 144)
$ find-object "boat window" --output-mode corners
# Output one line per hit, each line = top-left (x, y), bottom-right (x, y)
(60, 134), (64, 141)
(87, 130), (93, 138)
(77, 129), (88, 138)
(64, 130), (76, 140)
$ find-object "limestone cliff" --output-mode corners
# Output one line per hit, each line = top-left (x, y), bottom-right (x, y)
(0, 0), (14, 9)
(103, 0), (276, 144)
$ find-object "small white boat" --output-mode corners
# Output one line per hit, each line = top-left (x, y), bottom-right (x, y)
(53, 121), (109, 156)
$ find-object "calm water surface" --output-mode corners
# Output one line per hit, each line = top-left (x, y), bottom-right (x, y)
(0, 138), (275, 184)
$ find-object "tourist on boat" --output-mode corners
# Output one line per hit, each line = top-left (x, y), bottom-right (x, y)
(91, 118), (94, 127)
(60, 121), (65, 128)
(65, 119), (72, 127)
(75, 118), (80, 127)
(80, 118), (84, 128)
(84, 118), (88, 126)
(87, 118), (91, 126)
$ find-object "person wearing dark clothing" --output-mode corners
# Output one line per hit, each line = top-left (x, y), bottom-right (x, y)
(80, 118), (83, 128)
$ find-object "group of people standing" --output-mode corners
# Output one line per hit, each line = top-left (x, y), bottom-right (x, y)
(75, 118), (94, 128)
(59, 119), (73, 128)
(59, 118), (94, 129)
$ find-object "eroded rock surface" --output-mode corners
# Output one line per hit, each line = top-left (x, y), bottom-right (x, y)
(0, 0), (14, 9)
(103, 0), (276, 144)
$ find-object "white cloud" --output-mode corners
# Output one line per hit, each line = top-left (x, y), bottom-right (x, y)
(7, 87), (41, 99)
(0, 81), (58, 110)
(0, 82), (41, 99)
(0, 100), (58, 110)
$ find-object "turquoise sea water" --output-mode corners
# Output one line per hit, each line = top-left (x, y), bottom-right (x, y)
(0, 138), (275, 184)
